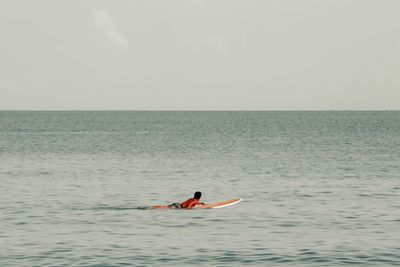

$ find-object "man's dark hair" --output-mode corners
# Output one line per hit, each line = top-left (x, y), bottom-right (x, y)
(194, 191), (202, 199)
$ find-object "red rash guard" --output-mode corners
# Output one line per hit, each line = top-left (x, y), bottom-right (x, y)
(180, 198), (204, 209)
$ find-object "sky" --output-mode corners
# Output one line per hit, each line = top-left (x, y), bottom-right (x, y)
(0, 0), (399, 110)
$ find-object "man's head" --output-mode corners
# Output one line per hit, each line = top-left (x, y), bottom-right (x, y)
(194, 191), (202, 199)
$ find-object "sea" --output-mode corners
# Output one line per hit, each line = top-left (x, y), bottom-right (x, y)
(1, 111), (399, 266)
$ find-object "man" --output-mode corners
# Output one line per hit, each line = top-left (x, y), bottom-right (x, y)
(168, 191), (205, 209)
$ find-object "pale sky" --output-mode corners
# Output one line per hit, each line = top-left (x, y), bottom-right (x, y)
(0, 0), (399, 110)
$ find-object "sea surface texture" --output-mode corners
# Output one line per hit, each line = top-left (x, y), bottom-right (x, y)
(1, 111), (399, 266)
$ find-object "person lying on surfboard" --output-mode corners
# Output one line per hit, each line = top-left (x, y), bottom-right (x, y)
(168, 191), (205, 209)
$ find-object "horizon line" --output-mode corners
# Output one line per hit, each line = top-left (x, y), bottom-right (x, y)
(1, 109), (399, 112)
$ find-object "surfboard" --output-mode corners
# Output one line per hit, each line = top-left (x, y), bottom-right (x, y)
(193, 198), (242, 209)
(150, 198), (242, 210)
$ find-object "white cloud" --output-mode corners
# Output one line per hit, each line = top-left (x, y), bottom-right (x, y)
(92, 9), (128, 48)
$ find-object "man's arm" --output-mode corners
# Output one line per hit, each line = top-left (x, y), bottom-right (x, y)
(187, 201), (205, 209)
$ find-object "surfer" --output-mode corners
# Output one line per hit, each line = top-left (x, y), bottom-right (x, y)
(168, 191), (205, 209)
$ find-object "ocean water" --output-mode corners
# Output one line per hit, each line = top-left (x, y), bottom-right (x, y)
(1, 111), (399, 266)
